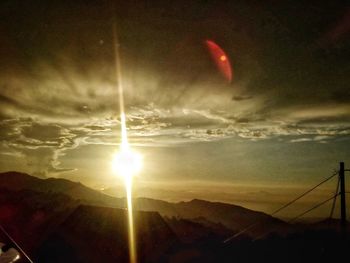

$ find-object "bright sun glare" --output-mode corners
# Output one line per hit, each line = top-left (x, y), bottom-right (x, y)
(112, 148), (143, 179)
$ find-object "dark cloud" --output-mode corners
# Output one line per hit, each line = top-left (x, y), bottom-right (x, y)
(1, 1), (349, 117)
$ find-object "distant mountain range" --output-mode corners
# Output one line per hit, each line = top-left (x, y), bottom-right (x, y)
(0, 171), (287, 236)
(0, 171), (347, 263)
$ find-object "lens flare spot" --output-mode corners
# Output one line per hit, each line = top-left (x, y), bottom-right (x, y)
(205, 39), (233, 83)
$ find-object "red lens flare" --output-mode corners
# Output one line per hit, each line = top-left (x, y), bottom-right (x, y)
(205, 40), (233, 83)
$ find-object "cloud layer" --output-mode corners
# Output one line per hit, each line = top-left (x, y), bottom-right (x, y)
(0, 0), (349, 176)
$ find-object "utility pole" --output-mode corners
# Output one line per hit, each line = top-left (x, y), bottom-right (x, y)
(339, 162), (346, 233)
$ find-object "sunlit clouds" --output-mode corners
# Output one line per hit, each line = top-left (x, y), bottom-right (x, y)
(0, 0), (349, 203)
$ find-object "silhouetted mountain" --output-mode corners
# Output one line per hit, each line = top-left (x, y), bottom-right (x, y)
(0, 171), (288, 237)
(134, 198), (288, 236)
(294, 218), (350, 234)
(0, 187), (182, 263)
(0, 171), (121, 207)
(165, 216), (233, 244)
(0, 172), (348, 263)
(0, 187), (81, 261)
(220, 228), (349, 263)
(37, 205), (179, 263)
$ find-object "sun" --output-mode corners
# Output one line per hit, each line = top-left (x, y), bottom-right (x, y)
(112, 147), (143, 180)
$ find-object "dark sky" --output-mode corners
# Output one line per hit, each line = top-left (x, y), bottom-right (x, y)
(0, 0), (349, 216)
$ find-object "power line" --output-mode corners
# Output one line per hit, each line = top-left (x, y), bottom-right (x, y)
(0, 223), (34, 263)
(329, 175), (340, 219)
(288, 194), (340, 223)
(254, 194), (339, 241)
(223, 222), (259, 242)
(223, 171), (338, 243)
(270, 171), (338, 217)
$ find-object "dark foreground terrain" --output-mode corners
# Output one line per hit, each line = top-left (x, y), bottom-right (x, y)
(0, 172), (348, 263)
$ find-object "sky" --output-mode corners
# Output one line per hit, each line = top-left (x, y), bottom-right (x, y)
(0, 0), (349, 217)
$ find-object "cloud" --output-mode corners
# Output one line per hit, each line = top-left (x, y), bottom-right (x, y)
(290, 135), (332, 144)
(0, 0), (350, 177)
(0, 119), (78, 177)
(290, 138), (313, 143)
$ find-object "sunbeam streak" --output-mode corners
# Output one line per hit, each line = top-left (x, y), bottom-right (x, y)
(112, 22), (141, 263)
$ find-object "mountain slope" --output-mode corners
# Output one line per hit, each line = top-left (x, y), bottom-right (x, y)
(37, 205), (179, 263)
(0, 172), (347, 263)
(0, 187), (181, 263)
(134, 197), (288, 236)
(0, 171), (287, 235)
(0, 187), (80, 258)
(0, 171), (122, 207)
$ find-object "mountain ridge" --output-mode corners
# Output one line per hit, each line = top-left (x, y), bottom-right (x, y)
(1, 171), (347, 263)
(0, 171), (287, 235)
